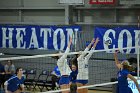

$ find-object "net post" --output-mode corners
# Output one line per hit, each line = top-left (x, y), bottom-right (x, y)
(137, 16), (140, 78)
(137, 47), (140, 78)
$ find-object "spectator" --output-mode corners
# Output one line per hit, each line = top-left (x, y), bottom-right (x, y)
(4, 60), (15, 80)
(0, 62), (5, 89)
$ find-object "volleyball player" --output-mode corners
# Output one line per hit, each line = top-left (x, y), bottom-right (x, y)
(51, 65), (61, 90)
(69, 63), (78, 85)
(57, 38), (72, 93)
(114, 51), (140, 93)
(76, 37), (99, 93)
(4, 67), (25, 93)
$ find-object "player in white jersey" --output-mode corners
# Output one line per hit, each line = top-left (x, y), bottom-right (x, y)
(57, 38), (72, 93)
(76, 37), (99, 93)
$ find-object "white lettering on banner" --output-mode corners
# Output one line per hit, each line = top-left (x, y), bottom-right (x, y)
(103, 29), (140, 53)
(1, 27), (79, 50)
(2, 27), (7, 47)
(2, 28), (14, 48)
(29, 28), (39, 49)
(66, 28), (79, 45)
(134, 30), (140, 52)
(53, 28), (65, 50)
(8, 28), (14, 48)
(16, 28), (26, 48)
(40, 28), (52, 49)
(118, 29), (132, 53)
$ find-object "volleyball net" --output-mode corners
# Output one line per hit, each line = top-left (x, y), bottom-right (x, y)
(0, 46), (140, 92)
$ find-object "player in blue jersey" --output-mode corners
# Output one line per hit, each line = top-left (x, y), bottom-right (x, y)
(51, 66), (61, 90)
(76, 38), (99, 93)
(69, 63), (78, 85)
(114, 51), (140, 93)
(57, 37), (72, 93)
(4, 67), (25, 93)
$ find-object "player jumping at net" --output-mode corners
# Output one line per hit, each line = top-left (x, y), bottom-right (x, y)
(57, 37), (72, 93)
(4, 67), (25, 93)
(69, 63), (78, 85)
(114, 51), (140, 93)
(76, 37), (99, 93)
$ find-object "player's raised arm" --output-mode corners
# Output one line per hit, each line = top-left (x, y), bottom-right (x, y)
(87, 38), (95, 49)
(58, 37), (72, 62)
(86, 37), (99, 60)
(114, 51), (122, 69)
(92, 37), (99, 49)
(78, 38), (95, 60)
(68, 37), (72, 48)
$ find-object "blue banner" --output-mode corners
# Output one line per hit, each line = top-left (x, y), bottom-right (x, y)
(94, 27), (140, 53)
(0, 25), (81, 50)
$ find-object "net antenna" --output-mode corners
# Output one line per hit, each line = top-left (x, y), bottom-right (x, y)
(59, 0), (84, 5)
(137, 15), (140, 78)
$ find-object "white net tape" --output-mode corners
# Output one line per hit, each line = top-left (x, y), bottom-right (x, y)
(40, 81), (118, 93)
(0, 46), (139, 61)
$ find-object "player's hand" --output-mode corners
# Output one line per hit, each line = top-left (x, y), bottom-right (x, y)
(68, 37), (72, 48)
(91, 38), (95, 44)
(114, 49), (119, 56)
(69, 37), (72, 44)
(95, 37), (99, 44)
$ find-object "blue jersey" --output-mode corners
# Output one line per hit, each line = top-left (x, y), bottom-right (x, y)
(117, 69), (132, 93)
(7, 75), (25, 92)
(53, 66), (61, 77)
(69, 70), (78, 83)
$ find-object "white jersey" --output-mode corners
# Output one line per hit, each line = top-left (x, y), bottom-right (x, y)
(57, 47), (71, 76)
(77, 47), (94, 80)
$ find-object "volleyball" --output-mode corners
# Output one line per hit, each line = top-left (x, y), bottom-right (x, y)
(104, 37), (112, 45)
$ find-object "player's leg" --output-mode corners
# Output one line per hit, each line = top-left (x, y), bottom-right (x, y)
(76, 82), (83, 93)
(60, 84), (69, 93)
(59, 76), (70, 93)
(83, 84), (88, 93)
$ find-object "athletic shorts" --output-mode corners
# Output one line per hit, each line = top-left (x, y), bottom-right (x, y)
(59, 75), (70, 85)
(117, 85), (133, 93)
(76, 80), (88, 85)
